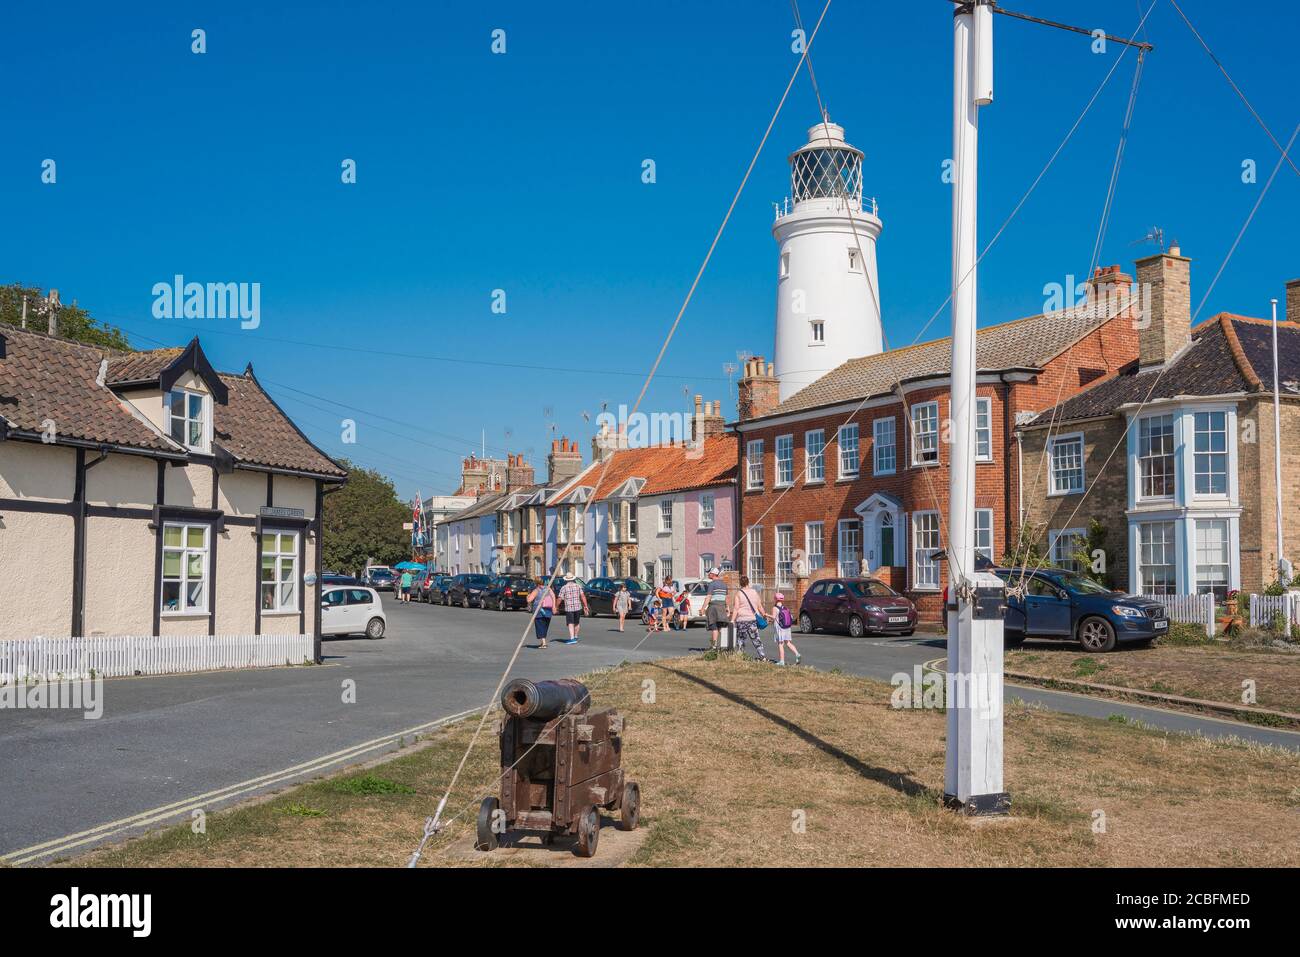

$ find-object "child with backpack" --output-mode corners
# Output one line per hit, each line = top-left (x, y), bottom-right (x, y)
(773, 592), (801, 666)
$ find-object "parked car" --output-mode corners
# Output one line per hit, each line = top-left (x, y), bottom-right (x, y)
(484, 575), (538, 611)
(798, 577), (918, 637)
(413, 570), (438, 602)
(321, 572), (360, 587)
(445, 573), (494, 608)
(428, 574), (454, 604)
(363, 566), (396, 591)
(581, 577), (651, 616)
(321, 586), (386, 639)
(991, 566), (1168, 652)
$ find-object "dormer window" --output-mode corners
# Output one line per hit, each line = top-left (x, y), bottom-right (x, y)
(167, 388), (209, 452)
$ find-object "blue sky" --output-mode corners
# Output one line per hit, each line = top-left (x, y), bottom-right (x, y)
(2, 0), (1295, 499)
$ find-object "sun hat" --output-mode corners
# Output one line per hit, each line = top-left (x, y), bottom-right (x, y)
(563, 573), (575, 581)
(708, 566), (721, 576)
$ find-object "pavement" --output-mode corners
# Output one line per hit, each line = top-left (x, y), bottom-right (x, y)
(1, 598), (1297, 864)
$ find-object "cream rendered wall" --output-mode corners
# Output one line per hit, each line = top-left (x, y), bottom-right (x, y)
(165, 463), (213, 509)
(0, 510), (74, 638)
(215, 525), (258, 634)
(85, 452), (155, 507)
(0, 441), (75, 501)
(271, 475), (317, 516)
(220, 470), (265, 517)
(83, 515), (154, 636)
(0, 442), (76, 637)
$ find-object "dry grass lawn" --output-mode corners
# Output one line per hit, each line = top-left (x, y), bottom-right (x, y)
(1006, 641), (1300, 719)
(71, 655), (1300, 868)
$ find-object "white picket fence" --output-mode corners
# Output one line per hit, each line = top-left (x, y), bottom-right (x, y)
(1248, 593), (1300, 630)
(0, 633), (313, 683)
(1146, 593), (1215, 638)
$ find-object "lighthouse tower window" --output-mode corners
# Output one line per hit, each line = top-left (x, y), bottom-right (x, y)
(847, 248), (862, 273)
(810, 320), (825, 345)
(779, 252), (790, 279)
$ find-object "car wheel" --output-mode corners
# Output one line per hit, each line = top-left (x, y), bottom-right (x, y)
(799, 612), (814, 634)
(366, 617), (385, 640)
(848, 615), (865, 638)
(462, 596), (470, 609)
(498, 598), (507, 611)
(1077, 616), (1116, 653)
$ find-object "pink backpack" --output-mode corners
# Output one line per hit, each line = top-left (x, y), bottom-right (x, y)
(778, 605), (794, 629)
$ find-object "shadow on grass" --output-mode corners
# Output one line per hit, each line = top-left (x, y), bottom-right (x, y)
(651, 662), (933, 800)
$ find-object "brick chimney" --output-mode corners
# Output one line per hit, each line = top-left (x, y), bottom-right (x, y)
(1286, 278), (1300, 325)
(1134, 246), (1192, 368)
(459, 453), (489, 495)
(547, 437), (583, 484)
(1085, 264), (1135, 321)
(506, 453), (535, 491)
(691, 395), (726, 442)
(592, 422), (628, 462)
(737, 356), (779, 422)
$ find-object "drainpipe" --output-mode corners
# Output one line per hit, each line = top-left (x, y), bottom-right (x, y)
(1272, 297), (1287, 583)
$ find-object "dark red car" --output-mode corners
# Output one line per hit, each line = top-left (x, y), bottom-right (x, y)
(797, 577), (918, 637)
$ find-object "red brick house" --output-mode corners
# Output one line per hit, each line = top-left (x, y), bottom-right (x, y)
(731, 268), (1142, 622)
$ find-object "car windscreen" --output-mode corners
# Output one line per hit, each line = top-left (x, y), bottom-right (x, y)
(847, 580), (897, 598)
(466, 575), (492, 586)
(1055, 574), (1115, 596)
(623, 579), (653, 591)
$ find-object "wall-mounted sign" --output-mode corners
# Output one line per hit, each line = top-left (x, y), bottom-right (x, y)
(260, 506), (305, 520)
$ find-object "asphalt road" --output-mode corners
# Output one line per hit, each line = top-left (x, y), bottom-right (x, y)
(1, 599), (1296, 863)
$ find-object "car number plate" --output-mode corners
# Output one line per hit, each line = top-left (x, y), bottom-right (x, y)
(888, 615), (908, 623)
(1154, 619), (1167, 629)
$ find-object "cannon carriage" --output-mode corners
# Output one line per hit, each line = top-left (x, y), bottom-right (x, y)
(476, 678), (640, 858)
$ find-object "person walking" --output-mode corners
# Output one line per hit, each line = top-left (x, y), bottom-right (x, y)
(772, 592), (801, 666)
(703, 567), (729, 651)
(526, 579), (555, 649)
(727, 575), (769, 661)
(558, 573), (589, 643)
(399, 569), (413, 603)
(656, 577), (677, 630)
(613, 582), (632, 632)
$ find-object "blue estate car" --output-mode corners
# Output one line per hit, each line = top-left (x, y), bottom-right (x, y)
(992, 566), (1169, 652)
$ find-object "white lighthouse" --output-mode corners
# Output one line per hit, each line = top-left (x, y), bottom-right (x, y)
(772, 121), (884, 401)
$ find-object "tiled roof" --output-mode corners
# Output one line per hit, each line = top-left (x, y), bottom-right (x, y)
(1026, 315), (1291, 425)
(768, 300), (1127, 417)
(105, 348), (184, 385)
(217, 371), (347, 478)
(0, 325), (178, 452)
(585, 435), (737, 501)
(450, 491), (509, 521)
(0, 323), (346, 479)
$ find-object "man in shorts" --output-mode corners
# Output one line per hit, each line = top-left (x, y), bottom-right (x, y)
(558, 572), (589, 643)
(704, 567), (729, 651)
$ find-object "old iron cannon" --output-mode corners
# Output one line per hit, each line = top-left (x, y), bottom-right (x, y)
(475, 677), (640, 857)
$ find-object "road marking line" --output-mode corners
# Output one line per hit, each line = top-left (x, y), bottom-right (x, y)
(2, 707), (479, 866)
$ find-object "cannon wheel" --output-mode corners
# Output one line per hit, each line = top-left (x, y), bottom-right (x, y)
(575, 805), (600, 858)
(475, 796), (500, 852)
(616, 781), (641, 831)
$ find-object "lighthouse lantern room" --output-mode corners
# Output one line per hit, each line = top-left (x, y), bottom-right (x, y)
(772, 120), (884, 401)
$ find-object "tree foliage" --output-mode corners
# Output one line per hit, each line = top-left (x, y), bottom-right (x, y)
(321, 459), (409, 575)
(0, 284), (133, 350)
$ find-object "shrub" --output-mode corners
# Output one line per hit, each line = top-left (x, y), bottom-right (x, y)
(1156, 622), (1210, 646)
